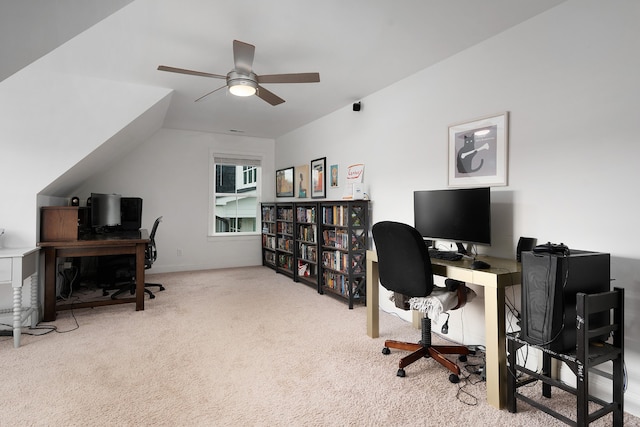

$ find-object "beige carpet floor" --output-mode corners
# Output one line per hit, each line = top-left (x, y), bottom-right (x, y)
(1, 266), (637, 426)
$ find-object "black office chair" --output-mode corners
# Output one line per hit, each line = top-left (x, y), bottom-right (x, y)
(372, 221), (472, 383)
(110, 216), (165, 299)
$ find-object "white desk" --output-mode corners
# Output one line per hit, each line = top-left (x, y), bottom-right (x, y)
(366, 249), (521, 410)
(0, 247), (40, 348)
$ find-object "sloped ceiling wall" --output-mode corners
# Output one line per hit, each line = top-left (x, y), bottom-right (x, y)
(0, 54), (171, 247)
(0, 0), (170, 246)
(39, 93), (172, 196)
(0, 0), (134, 82)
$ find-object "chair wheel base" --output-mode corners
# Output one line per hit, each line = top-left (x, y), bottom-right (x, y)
(449, 374), (460, 383)
(397, 369), (406, 377)
(382, 347), (391, 355)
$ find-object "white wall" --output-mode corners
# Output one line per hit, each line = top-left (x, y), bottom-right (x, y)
(276, 1), (640, 416)
(0, 70), (171, 248)
(72, 128), (276, 272)
(0, 60), (170, 309)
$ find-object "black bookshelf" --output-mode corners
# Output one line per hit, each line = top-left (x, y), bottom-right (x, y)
(319, 200), (369, 308)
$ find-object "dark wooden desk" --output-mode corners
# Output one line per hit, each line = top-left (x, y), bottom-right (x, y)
(39, 230), (149, 321)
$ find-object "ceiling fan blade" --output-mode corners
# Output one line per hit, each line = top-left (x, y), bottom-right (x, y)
(194, 84), (228, 102)
(256, 85), (285, 106)
(233, 40), (255, 75)
(257, 72), (320, 84)
(158, 65), (226, 79)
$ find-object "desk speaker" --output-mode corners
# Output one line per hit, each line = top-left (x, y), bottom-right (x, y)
(516, 237), (537, 262)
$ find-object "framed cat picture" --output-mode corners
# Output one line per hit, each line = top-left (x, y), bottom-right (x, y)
(448, 112), (509, 187)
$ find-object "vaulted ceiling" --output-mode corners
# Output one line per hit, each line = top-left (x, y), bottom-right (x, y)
(1, 0), (566, 139)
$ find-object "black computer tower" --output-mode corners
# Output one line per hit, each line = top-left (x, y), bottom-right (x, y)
(78, 207), (92, 236)
(520, 250), (610, 352)
(120, 197), (143, 231)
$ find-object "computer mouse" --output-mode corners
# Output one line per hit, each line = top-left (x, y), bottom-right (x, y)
(471, 260), (491, 270)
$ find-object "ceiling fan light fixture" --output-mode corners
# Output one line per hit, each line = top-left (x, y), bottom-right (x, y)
(158, 41), (319, 105)
(228, 71), (258, 97)
(229, 81), (257, 97)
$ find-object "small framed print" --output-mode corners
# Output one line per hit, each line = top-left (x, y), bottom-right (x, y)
(276, 167), (294, 197)
(448, 112), (509, 187)
(310, 157), (326, 199)
(295, 164), (310, 198)
(329, 164), (339, 188)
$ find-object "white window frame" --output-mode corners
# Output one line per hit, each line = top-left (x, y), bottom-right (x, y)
(209, 153), (262, 237)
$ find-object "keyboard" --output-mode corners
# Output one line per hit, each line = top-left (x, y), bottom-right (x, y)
(428, 248), (463, 261)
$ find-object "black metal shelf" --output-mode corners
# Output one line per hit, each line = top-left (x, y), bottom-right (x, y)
(507, 287), (624, 426)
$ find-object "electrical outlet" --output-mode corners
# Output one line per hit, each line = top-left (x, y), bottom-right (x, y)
(177, 248), (183, 257)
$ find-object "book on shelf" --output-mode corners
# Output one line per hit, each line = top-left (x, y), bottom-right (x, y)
(321, 205), (348, 226)
(262, 206), (275, 222)
(278, 236), (293, 252)
(277, 207), (293, 221)
(297, 224), (317, 243)
(298, 243), (317, 262)
(322, 270), (356, 297)
(296, 206), (317, 223)
(321, 251), (364, 274)
(278, 254), (293, 270)
(278, 221), (294, 235)
(262, 235), (276, 250)
(322, 229), (350, 249)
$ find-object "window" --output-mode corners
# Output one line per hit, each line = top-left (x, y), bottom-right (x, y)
(210, 155), (261, 235)
(243, 166), (257, 186)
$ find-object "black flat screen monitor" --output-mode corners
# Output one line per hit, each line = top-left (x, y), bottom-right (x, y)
(413, 187), (491, 247)
(91, 193), (122, 228)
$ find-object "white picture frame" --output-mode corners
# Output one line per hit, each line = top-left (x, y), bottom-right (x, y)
(448, 112), (509, 187)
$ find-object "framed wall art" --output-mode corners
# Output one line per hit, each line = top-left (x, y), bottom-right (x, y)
(295, 164), (310, 198)
(310, 157), (326, 199)
(448, 112), (509, 187)
(276, 167), (294, 197)
(329, 164), (339, 188)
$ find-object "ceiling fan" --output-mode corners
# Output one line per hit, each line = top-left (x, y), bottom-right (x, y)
(157, 40), (320, 106)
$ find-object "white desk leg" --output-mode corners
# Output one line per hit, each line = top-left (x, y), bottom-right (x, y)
(31, 274), (40, 328)
(484, 286), (507, 409)
(13, 286), (22, 348)
(366, 257), (379, 338)
(30, 273), (39, 327)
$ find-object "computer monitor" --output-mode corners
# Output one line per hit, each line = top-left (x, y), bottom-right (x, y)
(413, 187), (491, 252)
(90, 193), (122, 229)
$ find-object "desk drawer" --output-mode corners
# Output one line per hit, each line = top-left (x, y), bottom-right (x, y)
(0, 258), (11, 282)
